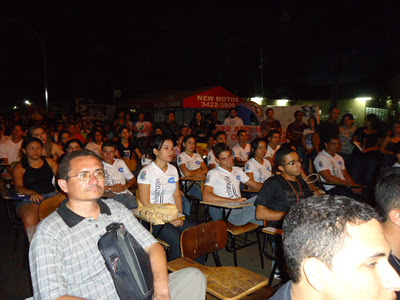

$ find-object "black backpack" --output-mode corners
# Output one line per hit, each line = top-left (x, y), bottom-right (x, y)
(98, 222), (154, 300)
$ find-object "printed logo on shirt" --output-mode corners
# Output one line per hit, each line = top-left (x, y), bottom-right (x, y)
(236, 175), (241, 180)
(177, 156), (182, 164)
(245, 164), (250, 171)
(168, 177), (176, 184)
(267, 167), (271, 171)
(318, 161), (323, 167)
(196, 160), (201, 165)
(139, 170), (147, 180)
(338, 161), (343, 165)
(118, 167), (124, 172)
(206, 175), (211, 183)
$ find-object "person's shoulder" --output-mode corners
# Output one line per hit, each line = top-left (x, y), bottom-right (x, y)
(207, 167), (220, 176)
(34, 210), (66, 239)
(269, 280), (292, 300)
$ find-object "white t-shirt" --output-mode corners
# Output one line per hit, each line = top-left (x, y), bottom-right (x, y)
(232, 143), (251, 162)
(303, 128), (315, 149)
(0, 139), (22, 163)
(177, 152), (204, 176)
(207, 150), (218, 167)
(205, 166), (249, 199)
(265, 144), (281, 159)
(314, 150), (346, 191)
(223, 116), (244, 126)
(141, 155), (153, 167)
(85, 142), (102, 156)
(103, 158), (134, 195)
(244, 158), (272, 183)
(135, 121), (152, 138)
(0, 135), (10, 142)
(137, 162), (179, 205)
(393, 162), (400, 168)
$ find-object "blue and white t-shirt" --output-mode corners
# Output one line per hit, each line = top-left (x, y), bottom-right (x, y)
(103, 158), (134, 195)
(244, 158), (272, 183)
(314, 150), (346, 191)
(137, 162), (178, 205)
(177, 152), (204, 176)
(205, 166), (249, 199)
(232, 143), (251, 162)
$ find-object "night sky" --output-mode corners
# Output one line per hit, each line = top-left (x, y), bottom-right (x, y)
(2, 1), (400, 109)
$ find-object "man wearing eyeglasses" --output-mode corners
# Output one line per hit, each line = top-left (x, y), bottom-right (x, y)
(29, 150), (206, 300)
(314, 135), (362, 199)
(255, 146), (313, 229)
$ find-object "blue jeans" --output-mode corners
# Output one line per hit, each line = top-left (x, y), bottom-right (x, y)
(111, 193), (138, 209)
(182, 184), (202, 216)
(227, 196), (264, 226)
(16, 190), (58, 212)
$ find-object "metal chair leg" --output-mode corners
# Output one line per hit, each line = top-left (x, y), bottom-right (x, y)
(256, 228), (264, 269)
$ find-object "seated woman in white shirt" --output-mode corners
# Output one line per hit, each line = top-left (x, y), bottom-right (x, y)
(245, 138), (273, 183)
(137, 135), (200, 262)
(177, 134), (208, 215)
(85, 129), (103, 156)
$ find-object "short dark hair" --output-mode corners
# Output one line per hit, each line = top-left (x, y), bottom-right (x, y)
(375, 168), (400, 222)
(323, 135), (340, 147)
(22, 136), (43, 149)
(275, 146), (296, 166)
(58, 149), (102, 180)
(102, 140), (117, 149)
(213, 143), (231, 159)
(328, 105), (339, 113)
(237, 129), (247, 136)
(65, 138), (83, 150)
(283, 195), (381, 283)
(267, 129), (280, 139)
(214, 131), (227, 140)
(266, 108), (274, 113)
(294, 110), (302, 117)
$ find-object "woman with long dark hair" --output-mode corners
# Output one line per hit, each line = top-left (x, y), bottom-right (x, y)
(13, 137), (58, 228)
(177, 134), (208, 215)
(245, 138), (272, 183)
(189, 111), (208, 143)
(29, 125), (65, 161)
(339, 113), (357, 162)
(137, 135), (199, 261)
(349, 114), (383, 186)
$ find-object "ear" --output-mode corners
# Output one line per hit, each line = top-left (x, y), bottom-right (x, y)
(58, 179), (69, 194)
(153, 148), (159, 157)
(303, 257), (330, 292)
(22, 148), (27, 155)
(277, 165), (284, 173)
(388, 209), (400, 227)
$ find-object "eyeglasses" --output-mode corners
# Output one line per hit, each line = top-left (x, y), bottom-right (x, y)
(284, 158), (302, 166)
(67, 170), (105, 181)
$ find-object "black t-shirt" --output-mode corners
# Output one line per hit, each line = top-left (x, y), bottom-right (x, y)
(117, 140), (139, 159)
(389, 254), (400, 300)
(254, 175), (312, 229)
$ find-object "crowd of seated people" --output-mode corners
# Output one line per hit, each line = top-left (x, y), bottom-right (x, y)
(3, 105), (400, 299)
